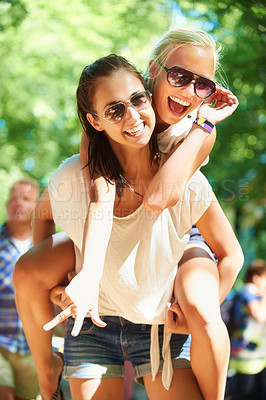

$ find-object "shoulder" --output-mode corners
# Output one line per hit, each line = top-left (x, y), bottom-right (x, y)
(51, 154), (82, 180)
(186, 170), (212, 202)
(177, 171), (212, 227)
(48, 154), (84, 203)
(48, 154), (82, 187)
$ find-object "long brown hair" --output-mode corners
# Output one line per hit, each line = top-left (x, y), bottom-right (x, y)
(77, 54), (159, 198)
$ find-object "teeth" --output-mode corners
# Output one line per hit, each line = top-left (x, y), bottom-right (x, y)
(126, 123), (144, 135)
(169, 96), (190, 106)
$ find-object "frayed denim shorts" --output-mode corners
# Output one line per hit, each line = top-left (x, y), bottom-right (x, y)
(63, 316), (191, 382)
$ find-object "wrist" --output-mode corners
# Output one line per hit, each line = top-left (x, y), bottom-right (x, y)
(194, 117), (215, 134)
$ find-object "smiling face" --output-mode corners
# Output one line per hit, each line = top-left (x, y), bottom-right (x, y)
(151, 45), (215, 129)
(87, 69), (156, 155)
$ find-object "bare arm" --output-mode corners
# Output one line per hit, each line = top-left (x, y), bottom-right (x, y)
(44, 178), (115, 334)
(81, 177), (115, 270)
(79, 127), (115, 280)
(46, 133), (116, 334)
(143, 125), (216, 211)
(196, 193), (244, 303)
(144, 87), (239, 211)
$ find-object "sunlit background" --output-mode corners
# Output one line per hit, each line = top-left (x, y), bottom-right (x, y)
(0, 0), (265, 274)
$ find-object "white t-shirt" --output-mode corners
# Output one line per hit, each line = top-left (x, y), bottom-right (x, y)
(49, 154), (212, 324)
(48, 154), (212, 388)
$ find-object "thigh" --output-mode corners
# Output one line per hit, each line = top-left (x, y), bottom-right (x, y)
(69, 377), (124, 400)
(17, 232), (75, 289)
(176, 247), (220, 318)
(143, 368), (203, 400)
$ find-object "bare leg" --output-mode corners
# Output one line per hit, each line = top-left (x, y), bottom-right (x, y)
(13, 232), (75, 400)
(143, 369), (203, 400)
(175, 247), (230, 400)
(69, 377), (124, 400)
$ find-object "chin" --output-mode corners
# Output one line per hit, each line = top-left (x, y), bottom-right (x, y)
(166, 113), (186, 126)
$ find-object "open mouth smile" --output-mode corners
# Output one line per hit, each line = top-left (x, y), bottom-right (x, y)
(125, 122), (145, 136)
(168, 96), (191, 115)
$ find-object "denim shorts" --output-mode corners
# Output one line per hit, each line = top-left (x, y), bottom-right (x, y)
(63, 316), (191, 382)
(188, 225), (217, 264)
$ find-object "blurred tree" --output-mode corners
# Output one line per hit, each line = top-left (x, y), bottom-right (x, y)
(0, 0), (265, 259)
(0, 0), (171, 210)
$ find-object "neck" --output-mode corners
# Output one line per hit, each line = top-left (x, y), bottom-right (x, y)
(154, 108), (169, 134)
(6, 221), (32, 241)
(120, 147), (156, 183)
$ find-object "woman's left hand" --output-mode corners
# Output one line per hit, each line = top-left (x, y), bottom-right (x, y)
(164, 300), (190, 334)
(198, 86), (239, 125)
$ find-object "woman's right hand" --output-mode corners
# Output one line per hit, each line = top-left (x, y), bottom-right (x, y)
(198, 86), (239, 125)
(44, 269), (106, 336)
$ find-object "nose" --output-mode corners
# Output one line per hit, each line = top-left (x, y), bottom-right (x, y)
(125, 105), (140, 121)
(184, 81), (195, 96)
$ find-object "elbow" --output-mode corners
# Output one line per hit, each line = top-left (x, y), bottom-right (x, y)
(13, 253), (30, 294)
(217, 242), (244, 277)
(143, 190), (182, 212)
(228, 244), (245, 278)
(143, 196), (166, 212)
(228, 244), (244, 277)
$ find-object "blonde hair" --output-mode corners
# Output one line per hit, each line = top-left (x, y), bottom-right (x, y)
(145, 28), (223, 86)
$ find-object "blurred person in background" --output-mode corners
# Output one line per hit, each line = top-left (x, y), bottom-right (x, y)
(0, 178), (39, 400)
(225, 259), (266, 400)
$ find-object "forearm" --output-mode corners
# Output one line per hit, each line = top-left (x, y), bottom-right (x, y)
(81, 179), (115, 279)
(196, 194), (244, 304)
(143, 126), (216, 211)
(82, 199), (113, 274)
(217, 247), (244, 304)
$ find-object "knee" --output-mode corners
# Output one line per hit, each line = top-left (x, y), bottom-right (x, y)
(13, 253), (37, 293)
(184, 301), (222, 337)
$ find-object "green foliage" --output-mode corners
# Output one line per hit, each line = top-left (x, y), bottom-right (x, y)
(0, 0), (265, 260)
(0, 0), (171, 213)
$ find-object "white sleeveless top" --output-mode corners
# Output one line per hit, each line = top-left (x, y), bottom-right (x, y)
(48, 152), (212, 389)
